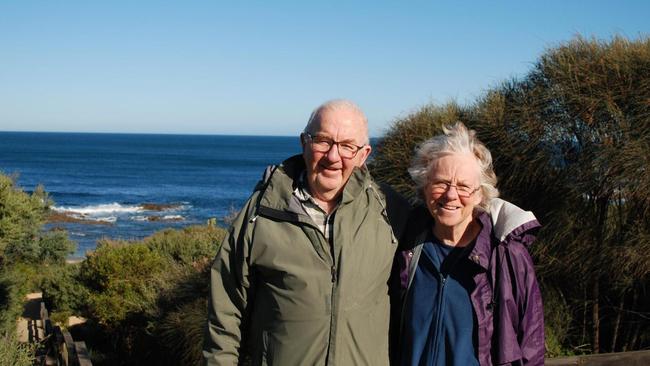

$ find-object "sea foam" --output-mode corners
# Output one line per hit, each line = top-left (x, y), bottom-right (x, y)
(52, 202), (143, 215)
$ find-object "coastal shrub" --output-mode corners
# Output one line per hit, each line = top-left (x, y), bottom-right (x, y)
(469, 35), (650, 353)
(0, 263), (40, 335)
(38, 230), (76, 264)
(368, 102), (465, 202)
(41, 263), (88, 316)
(542, 286), (575, 357)
(135, 248), (214, 365)
(79, 241), (169, 326)
(65, 224), (226, 365)
(0, 173), (48, 265)
(146, 228), (221, 365)
(0, 335), (33, 366)
(157, 297), (208, 365)
(143, 225), (225, 266)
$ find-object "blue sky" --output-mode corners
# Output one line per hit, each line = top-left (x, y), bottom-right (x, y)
(1, 1), (648, 137)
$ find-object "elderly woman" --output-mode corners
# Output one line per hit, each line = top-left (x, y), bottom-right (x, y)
(397, 122), (544, 366)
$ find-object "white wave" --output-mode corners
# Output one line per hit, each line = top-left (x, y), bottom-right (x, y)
(162, 215), (184, 220)
(52, 202), (144, 215)
(94, 216), (117, 223)
(167, 204), (191, 212)
(130, 214), (184, 221)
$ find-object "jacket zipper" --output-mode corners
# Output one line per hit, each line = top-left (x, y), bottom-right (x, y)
(326, 264), (337, 364)
(325, 213), (337, 364)
(403, 245), (447, 365)
(431, 274), (447, 365)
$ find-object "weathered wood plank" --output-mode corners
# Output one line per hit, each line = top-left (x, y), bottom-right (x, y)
(74, 341), (93, 366)
(546, 350), (650, 365)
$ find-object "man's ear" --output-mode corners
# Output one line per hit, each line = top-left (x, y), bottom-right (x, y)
(358, 145), (372, 165)
(299, 133), (307, 149)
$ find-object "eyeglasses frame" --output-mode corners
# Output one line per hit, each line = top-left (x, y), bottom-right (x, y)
(303, 133), (367, 159)
(428, 181), (481, 199)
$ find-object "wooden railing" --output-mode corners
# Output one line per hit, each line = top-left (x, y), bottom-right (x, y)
(39, 302), (92, 366)
(547, 349), (650, 365)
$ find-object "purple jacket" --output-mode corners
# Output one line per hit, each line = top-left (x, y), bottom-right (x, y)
(396, 199), (545, 366)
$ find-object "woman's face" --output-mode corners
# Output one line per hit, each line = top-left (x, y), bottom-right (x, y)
(424, 153), (483, 233)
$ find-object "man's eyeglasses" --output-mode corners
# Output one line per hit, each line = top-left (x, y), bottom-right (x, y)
(304, 133), (366, 159)
(429, 181), (480, 198)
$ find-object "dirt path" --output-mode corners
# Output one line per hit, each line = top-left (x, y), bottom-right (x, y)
(16, 292), (45, 343)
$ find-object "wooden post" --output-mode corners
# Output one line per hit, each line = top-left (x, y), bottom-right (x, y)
(61, 329), (76, 366)
(75, 341), (93, 366)
(38, 301), (93, 365)
(40, 302), (53, 336)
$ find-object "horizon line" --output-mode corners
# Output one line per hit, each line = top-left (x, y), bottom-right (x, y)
(0, 130), (384, 139)
(0, 130), (298, 138)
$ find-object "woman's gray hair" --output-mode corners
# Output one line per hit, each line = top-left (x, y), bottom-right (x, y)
(408, 122), (499, 210)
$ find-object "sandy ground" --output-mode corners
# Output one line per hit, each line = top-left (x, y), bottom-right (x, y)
(16, 292), (87, 342)
(16, 292), (44, 343)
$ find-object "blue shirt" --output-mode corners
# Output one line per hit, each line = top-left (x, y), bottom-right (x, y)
(401, 235), (479, 366)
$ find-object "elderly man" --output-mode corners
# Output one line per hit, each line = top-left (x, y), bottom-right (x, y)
(203, 99), (408, 365)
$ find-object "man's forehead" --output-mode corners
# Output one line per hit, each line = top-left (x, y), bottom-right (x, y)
(313, 109), (367, 140)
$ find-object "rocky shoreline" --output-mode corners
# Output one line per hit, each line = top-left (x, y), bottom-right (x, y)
(47, 202), (186, 225)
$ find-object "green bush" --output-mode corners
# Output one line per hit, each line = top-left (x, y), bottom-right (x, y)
(0, 263), (39, 335)
(0, 174), (49, 264)
(38, 230), (76, 264)
(41, 263), (88, 315)
(60, 224), (226, 365)
(143, 225), (225, 266)
(469, 35), (650, 353)
(0, 335), (33, 366)
(79, 241), (169, 327)
(369, 102), (465, 202)
(157, 297), (208, 365)
(542, 286), (575, 357)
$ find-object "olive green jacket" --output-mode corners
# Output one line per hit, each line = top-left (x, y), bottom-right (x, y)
(203, 155), (406, 365)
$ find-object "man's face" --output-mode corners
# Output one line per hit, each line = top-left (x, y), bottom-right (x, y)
(302, 108), (371, 205)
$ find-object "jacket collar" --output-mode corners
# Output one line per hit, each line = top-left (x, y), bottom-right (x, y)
(258, 154), (371, 214)
(405, 207), (494, 271)
(467, 211), (494, 271)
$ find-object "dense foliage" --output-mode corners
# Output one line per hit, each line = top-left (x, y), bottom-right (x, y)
(369, 103), (466, 202)
(472, 36), (650, 354)
(0, 174), (76, 265)
(0, 263), (38, 335)
(0, 170), (224, 364)
(368, 103), (467, 202)
(0, 335), (33, 366)
(0, 173), (75, 337)
(44, 224), (226, 365)
(371, 36), (650, 355)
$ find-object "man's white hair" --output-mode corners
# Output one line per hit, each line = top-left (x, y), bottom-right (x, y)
(304, 99), (369, 144)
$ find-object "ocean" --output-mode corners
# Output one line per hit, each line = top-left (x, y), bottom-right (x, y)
(0, 132), (300, 257)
